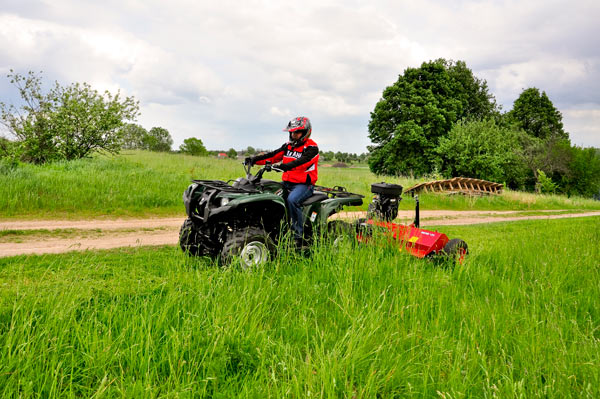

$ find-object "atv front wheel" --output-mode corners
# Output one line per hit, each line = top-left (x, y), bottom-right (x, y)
(221, 226), (274, 269)
(179, 218), (201, 256)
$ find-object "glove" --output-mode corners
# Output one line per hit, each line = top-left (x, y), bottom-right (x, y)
(274, 163), (289, 171)
(244, 157), (255, 166)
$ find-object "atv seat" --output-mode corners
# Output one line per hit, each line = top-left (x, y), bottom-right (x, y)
(301, 191), (329, 206)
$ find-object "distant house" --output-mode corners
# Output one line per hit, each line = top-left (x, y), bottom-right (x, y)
(217, 152), (227, 159)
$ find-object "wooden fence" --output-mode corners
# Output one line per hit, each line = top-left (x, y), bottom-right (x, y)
(404, 177), (503, 196)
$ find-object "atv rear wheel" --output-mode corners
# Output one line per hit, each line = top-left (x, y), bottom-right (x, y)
(327, 221), (355, 250)
(221, 226), (274, 269)
(442, 238), (469, 264)
(179, 218), (201, 256)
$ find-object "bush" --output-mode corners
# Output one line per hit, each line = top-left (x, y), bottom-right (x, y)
(536, 170), (558, 194)
(227, 148), (237, 159)
(179, 137), (208, 156)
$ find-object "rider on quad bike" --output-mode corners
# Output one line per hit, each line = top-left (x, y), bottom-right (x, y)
(246, 116), (318, 247)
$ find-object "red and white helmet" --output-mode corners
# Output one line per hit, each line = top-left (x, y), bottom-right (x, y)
(283, 116), (312, 146)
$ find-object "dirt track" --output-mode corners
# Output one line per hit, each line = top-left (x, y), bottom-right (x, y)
(2, 210), (599, 257)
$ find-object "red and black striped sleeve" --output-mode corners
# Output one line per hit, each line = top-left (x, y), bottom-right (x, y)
(279, 144), (319, 171)
(253, 143), (287, 165)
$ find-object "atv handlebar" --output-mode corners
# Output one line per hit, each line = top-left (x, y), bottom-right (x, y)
(263, 161), (284, 173)
(243, 161), (283, 181)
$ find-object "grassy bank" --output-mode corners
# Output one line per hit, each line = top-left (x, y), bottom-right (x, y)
(1, 217), (599, 397)
(1, 151), (599, 219)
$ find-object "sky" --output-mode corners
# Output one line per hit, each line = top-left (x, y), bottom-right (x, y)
(1, 0), (599, 153)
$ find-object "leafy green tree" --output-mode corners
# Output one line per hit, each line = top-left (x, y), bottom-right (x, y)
(436, 119), (527, 187)
(320, 151), (334, 162)
(368, 59), (497, 176)
(120, 123), (148, 150)
(179, 137), (208, 156)
(143, 127), (172, 152)
(507, 88), (567, 141)
(0, 70), (138, 164)
(560, 146), (600, 197)
(245, 146), (256, 155)
(517, 135), (573, 190)
(227, 148), (237, 159)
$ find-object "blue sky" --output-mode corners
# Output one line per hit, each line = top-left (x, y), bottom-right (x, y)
(1, 0), (599, 153)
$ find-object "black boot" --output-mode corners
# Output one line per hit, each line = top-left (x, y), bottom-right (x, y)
(294, 237), (305, 249)
(294, 237), (311, 257)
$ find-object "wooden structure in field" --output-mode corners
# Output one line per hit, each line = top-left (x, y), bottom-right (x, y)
(404, 177), (503, 196)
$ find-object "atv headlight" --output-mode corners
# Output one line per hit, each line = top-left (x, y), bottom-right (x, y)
(220, 197), (230, 207)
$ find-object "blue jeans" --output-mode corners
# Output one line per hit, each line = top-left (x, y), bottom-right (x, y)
(283, 182), (314, 240)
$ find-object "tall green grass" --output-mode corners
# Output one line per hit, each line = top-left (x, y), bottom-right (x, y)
(1, 151), (599, 219)
(1, 217), (599, 397)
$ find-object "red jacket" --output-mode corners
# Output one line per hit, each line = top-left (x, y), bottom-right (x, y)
(255, 139), (319, 184)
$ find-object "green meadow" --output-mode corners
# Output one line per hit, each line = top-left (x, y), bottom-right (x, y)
(1, 151), (599, 219)
(1, 217), (599, 397)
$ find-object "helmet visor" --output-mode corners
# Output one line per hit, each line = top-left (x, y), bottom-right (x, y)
(283, 118), (308, 132)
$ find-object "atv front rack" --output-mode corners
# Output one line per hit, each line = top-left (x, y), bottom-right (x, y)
(192, 179), (259, 193)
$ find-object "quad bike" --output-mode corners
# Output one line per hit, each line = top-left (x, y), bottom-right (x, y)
(357, 183), (469, 264)
(179, 162), (364, 267)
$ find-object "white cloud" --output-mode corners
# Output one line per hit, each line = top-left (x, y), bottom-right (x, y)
(563, 107), (600, 147)
(270, 106), (291, 117)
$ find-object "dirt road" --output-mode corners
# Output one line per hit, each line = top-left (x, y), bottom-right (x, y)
(2, 210), (599, 257)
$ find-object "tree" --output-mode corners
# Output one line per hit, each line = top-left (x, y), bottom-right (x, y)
(120, 123), (148, 150)
(560, 146), (600, 197)
(321, 151), (334, 162)
(367, 59), (497, 176)
(0, 70), (138, 164)
(335, 151), (348, 163)
(245, 146), (256, 155)
(517, 135), (573, 190)
(179, 137), (208, 156)
(227, 148), (237, 159)
(143, 127), (172, 152)
(507, 88), (567, 141)
(436, 119), (527, 188)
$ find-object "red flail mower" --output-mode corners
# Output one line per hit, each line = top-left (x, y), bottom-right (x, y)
(356, 183), (469, 264)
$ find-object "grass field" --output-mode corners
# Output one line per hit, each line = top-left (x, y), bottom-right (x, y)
(1, 217), (599, 397)
(1, 151), (599, 219)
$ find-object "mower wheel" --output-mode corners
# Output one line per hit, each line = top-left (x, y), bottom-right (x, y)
(179, 218), (202, 256)
(442, 238), (469, 264)
(221, 226), (274, 269)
